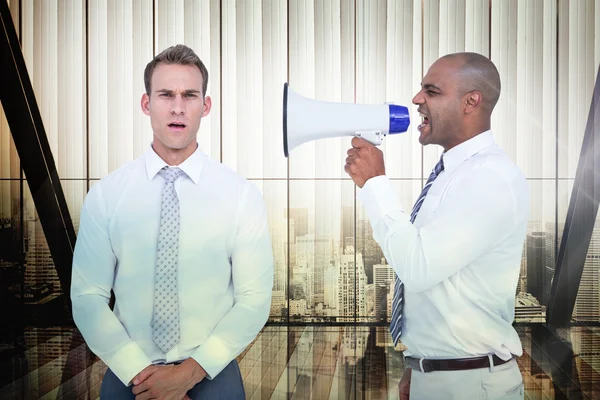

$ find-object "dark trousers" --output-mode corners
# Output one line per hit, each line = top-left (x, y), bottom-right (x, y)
(100, 360), (245, 399)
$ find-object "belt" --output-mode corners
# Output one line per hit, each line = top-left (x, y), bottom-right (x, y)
(404, 354), (513, 373)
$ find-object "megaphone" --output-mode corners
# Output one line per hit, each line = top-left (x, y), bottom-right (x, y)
(283, 83), (410, 157)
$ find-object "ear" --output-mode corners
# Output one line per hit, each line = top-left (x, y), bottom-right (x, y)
(141, 93), (151, 116)
(202, 95), (212, 117)
(463, 91), (482, 114)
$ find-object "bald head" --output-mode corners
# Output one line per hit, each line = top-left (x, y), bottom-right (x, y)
(440, 52), (501, 113)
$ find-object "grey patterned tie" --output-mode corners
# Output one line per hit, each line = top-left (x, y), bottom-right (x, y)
(152, 166), (185, 353)
(390, 155), (444, 345)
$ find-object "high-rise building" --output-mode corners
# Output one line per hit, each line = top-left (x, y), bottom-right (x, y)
(270, 290), (285, 316)
(541, 222), (556, 306)
(526, 232), (546, 303)
(24, 217), (58, 298)
(312, 236), (333, 306)
(338, 246), (367, 321)
(271, 217), (288, 294)
(341, 206), (354, 249)
(294, 234), (333, 307)
(571, 328), (600, 384)
(290, 299), (307, 316)
(285, 219), (297, 268)
(324, 264), (339, 311)
(365, 283), (375, 319)
(518, 246), (527, 294)
(373, 260), (395, 322)
(362, 328), (387, 393)
(356, 219), (384, 284)
(573, 228), (600, 322)
(287, 208), (308, 238)
(341, 328), (367, 367)
(296, 234), (315, 305)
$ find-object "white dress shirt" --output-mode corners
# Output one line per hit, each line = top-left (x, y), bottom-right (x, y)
(358, 130), (529, 360)
(71, 144), (274, 386)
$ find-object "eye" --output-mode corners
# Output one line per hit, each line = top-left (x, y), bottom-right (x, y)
(159, 93), (172, 98)
(184, 93), (197, 98)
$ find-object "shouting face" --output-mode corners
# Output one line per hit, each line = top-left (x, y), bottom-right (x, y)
(412, 57), (465, 150)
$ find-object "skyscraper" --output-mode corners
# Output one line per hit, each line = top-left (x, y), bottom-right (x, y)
(373, 260), (395, 322)
(296, 234), (315, 305)
(356, 219), (384, 284)
(527, 232), (546, 303)
(324, 263), (339, 312)
(573, 228), (600, 322)
(339, 246), (367, 322)
(542, 222), (556, 306)
(24, 217), (57, 297)
(313, 236), (333, 306)
(287, 208), (308, 238)
(341, 206), (354, 249)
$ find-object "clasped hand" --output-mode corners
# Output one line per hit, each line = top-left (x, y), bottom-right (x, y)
(131, 362), (203, 400)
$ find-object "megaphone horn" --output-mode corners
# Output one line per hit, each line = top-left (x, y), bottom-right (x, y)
(283, 83), (410, 157)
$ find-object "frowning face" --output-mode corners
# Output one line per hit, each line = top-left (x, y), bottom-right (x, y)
(141, 63), (211, 161)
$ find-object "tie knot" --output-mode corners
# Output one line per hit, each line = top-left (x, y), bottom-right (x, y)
(159, 167), (184, 184)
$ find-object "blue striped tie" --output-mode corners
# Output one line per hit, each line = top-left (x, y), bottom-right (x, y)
(390, 155), (444, 345)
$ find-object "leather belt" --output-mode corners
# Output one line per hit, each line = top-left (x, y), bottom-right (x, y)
(404, 354), (513, 373)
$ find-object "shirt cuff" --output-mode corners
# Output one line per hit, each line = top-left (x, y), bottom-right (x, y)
(357, 175), (404, 223)
(190, 335), (232, 380)
(104, 342), (153, 386)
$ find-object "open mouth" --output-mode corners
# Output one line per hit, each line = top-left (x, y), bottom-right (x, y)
(168, 122), (186, 130)
(418, 112), (429, 130)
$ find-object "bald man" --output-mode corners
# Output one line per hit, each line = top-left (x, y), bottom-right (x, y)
(345, 52), (528, 399)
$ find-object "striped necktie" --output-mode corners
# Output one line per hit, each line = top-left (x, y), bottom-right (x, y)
(390, 155), (444, 345)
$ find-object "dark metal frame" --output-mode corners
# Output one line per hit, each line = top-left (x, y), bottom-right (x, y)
(0, 0), (75, 308)
(547, 63), (600, 327)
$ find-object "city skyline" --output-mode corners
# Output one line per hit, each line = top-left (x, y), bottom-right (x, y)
(1, 2), (600, 398)
(3, 190), (597, 325)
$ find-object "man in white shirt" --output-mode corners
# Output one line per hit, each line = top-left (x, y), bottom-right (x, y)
(344, 52), (528, 399)
(71, 44), (274, 400)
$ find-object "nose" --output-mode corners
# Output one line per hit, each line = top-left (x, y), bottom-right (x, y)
(170, 95), (185, 115)
(412, 90), (424, 105)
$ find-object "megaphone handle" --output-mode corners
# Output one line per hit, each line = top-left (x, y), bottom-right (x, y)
(355, 130), (383, 145)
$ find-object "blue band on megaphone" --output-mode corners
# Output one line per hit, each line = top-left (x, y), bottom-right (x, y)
(389, 105), (410, 133)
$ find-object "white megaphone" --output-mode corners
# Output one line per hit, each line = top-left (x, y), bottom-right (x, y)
(283, 83), (410, 157)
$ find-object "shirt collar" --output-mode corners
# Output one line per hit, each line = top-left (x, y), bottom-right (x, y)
(441, 130), (495, 172)
(144, 143), (205, 184)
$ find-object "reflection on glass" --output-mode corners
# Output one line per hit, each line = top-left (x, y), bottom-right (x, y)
(556, 179), (600, 323)
(356, 180), (421, 323)
(0, 179), (24, 323)
(254, 180), (288, 321)
(21, 182), (61, 304)
(2, 179), (84, 312)
(515, 179), (557, 323)
(288, 180), (360, 322)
